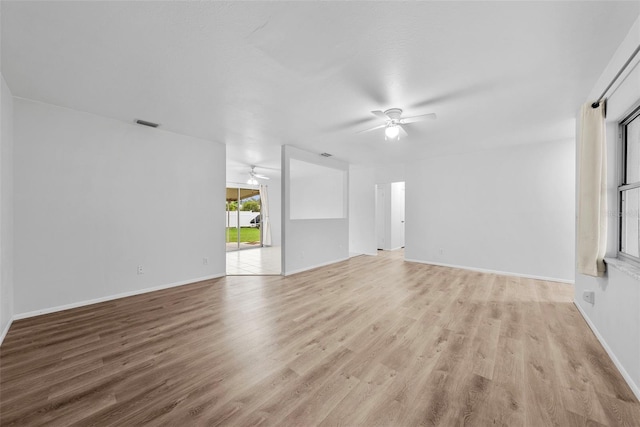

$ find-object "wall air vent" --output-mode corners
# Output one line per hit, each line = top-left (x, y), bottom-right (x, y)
(135, 119), (160, 128)
(320, 152), (333, 157)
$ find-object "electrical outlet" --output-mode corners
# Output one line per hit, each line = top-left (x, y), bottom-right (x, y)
(583, 290), (595, 304)
(137, 265), (144, 275)
(203, 257), (209, 265)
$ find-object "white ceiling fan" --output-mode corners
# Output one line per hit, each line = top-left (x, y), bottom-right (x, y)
(358, 108), (437, 140)
(247, 165), (270, 185)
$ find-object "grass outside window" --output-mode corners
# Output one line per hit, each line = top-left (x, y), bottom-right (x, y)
(225, 227), (260, 243)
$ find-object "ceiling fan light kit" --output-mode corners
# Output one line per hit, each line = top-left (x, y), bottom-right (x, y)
(385, 124), (400, 140)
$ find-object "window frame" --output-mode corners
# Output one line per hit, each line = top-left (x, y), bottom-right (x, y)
(618, 104), (640, 266)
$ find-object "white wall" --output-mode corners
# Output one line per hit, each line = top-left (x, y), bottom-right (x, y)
(375, 163), (405, 185)
(266, 177), (282, 247)
(14, 99), (226, 316)
(0, 75), (14, 343)
(282, 145), (349, 275)
(574, 15), (640, 399)
(405, 140), (575, 282)
(290, 159), (346, 219)
(348, 165), (376, 256)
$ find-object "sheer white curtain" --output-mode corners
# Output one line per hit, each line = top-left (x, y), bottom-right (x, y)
(260, 184), (272, 246)
(577, 101), (607, 277)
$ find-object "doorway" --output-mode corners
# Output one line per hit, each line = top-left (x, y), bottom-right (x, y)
(225, 184), (281, 275)
(226, 186), (262, 252)
(375, 181), (405, 250)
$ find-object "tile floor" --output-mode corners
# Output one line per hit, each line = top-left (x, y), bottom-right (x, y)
(226, 246), (281, 275)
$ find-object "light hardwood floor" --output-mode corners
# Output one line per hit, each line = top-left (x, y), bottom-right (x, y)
(1, 250), (639, 426)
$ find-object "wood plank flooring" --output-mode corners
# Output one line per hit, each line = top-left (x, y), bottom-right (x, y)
(1, 250), (639, 426)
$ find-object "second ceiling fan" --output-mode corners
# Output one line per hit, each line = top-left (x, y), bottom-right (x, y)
(247, 165), (270, 185)
(359, 108), (437, 141)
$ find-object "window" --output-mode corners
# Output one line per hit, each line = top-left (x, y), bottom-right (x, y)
(619, 107), (640, 263)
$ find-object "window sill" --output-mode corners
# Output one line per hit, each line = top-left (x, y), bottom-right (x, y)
(604, 257), (640, 281)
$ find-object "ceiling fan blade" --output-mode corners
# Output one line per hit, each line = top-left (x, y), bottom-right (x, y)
(324, 116), (376, 132)
(254, 174), (270, 180)
(370, 110), (389, 121)
(399, 124), (408, 137)
(357, 124), (386, 134)
(400, 113), (437, 124)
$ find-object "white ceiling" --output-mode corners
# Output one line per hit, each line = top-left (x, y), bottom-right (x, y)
(2, 1), (638, 175)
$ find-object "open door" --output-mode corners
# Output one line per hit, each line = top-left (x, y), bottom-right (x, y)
(376, 185), (386, 249)
(375, 182), (405, 251)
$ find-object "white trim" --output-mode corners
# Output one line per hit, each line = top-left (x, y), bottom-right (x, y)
(0, 318), (13, 347)
(404, 259), (574, 284)
(574, 301), (640, 402)
(604, 257), (640, 282)
(13, 273), (225, 320)
(283, 257), (350, 276)
(349, 252), (377, 258)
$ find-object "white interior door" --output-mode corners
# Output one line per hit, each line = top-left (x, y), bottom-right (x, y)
(397, 182), (405, 248)
(376, 185), (386, 249)
(390, 182), (405, 249)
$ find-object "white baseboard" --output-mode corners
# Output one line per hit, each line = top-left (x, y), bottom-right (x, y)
(0, 317), (13, 347)
(404, 258), (574, 284)
(13, 273), (225, 321)
(284, 257), (350, 276)
(574, 301), (640, 402)
(349, 252), (377, 258)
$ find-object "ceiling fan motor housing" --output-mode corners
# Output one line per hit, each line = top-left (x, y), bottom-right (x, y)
(384, 108), (403, 121)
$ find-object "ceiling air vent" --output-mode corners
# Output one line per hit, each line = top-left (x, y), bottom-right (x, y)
(320, 152), (332, 157)
(135, 119), (160, 128)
